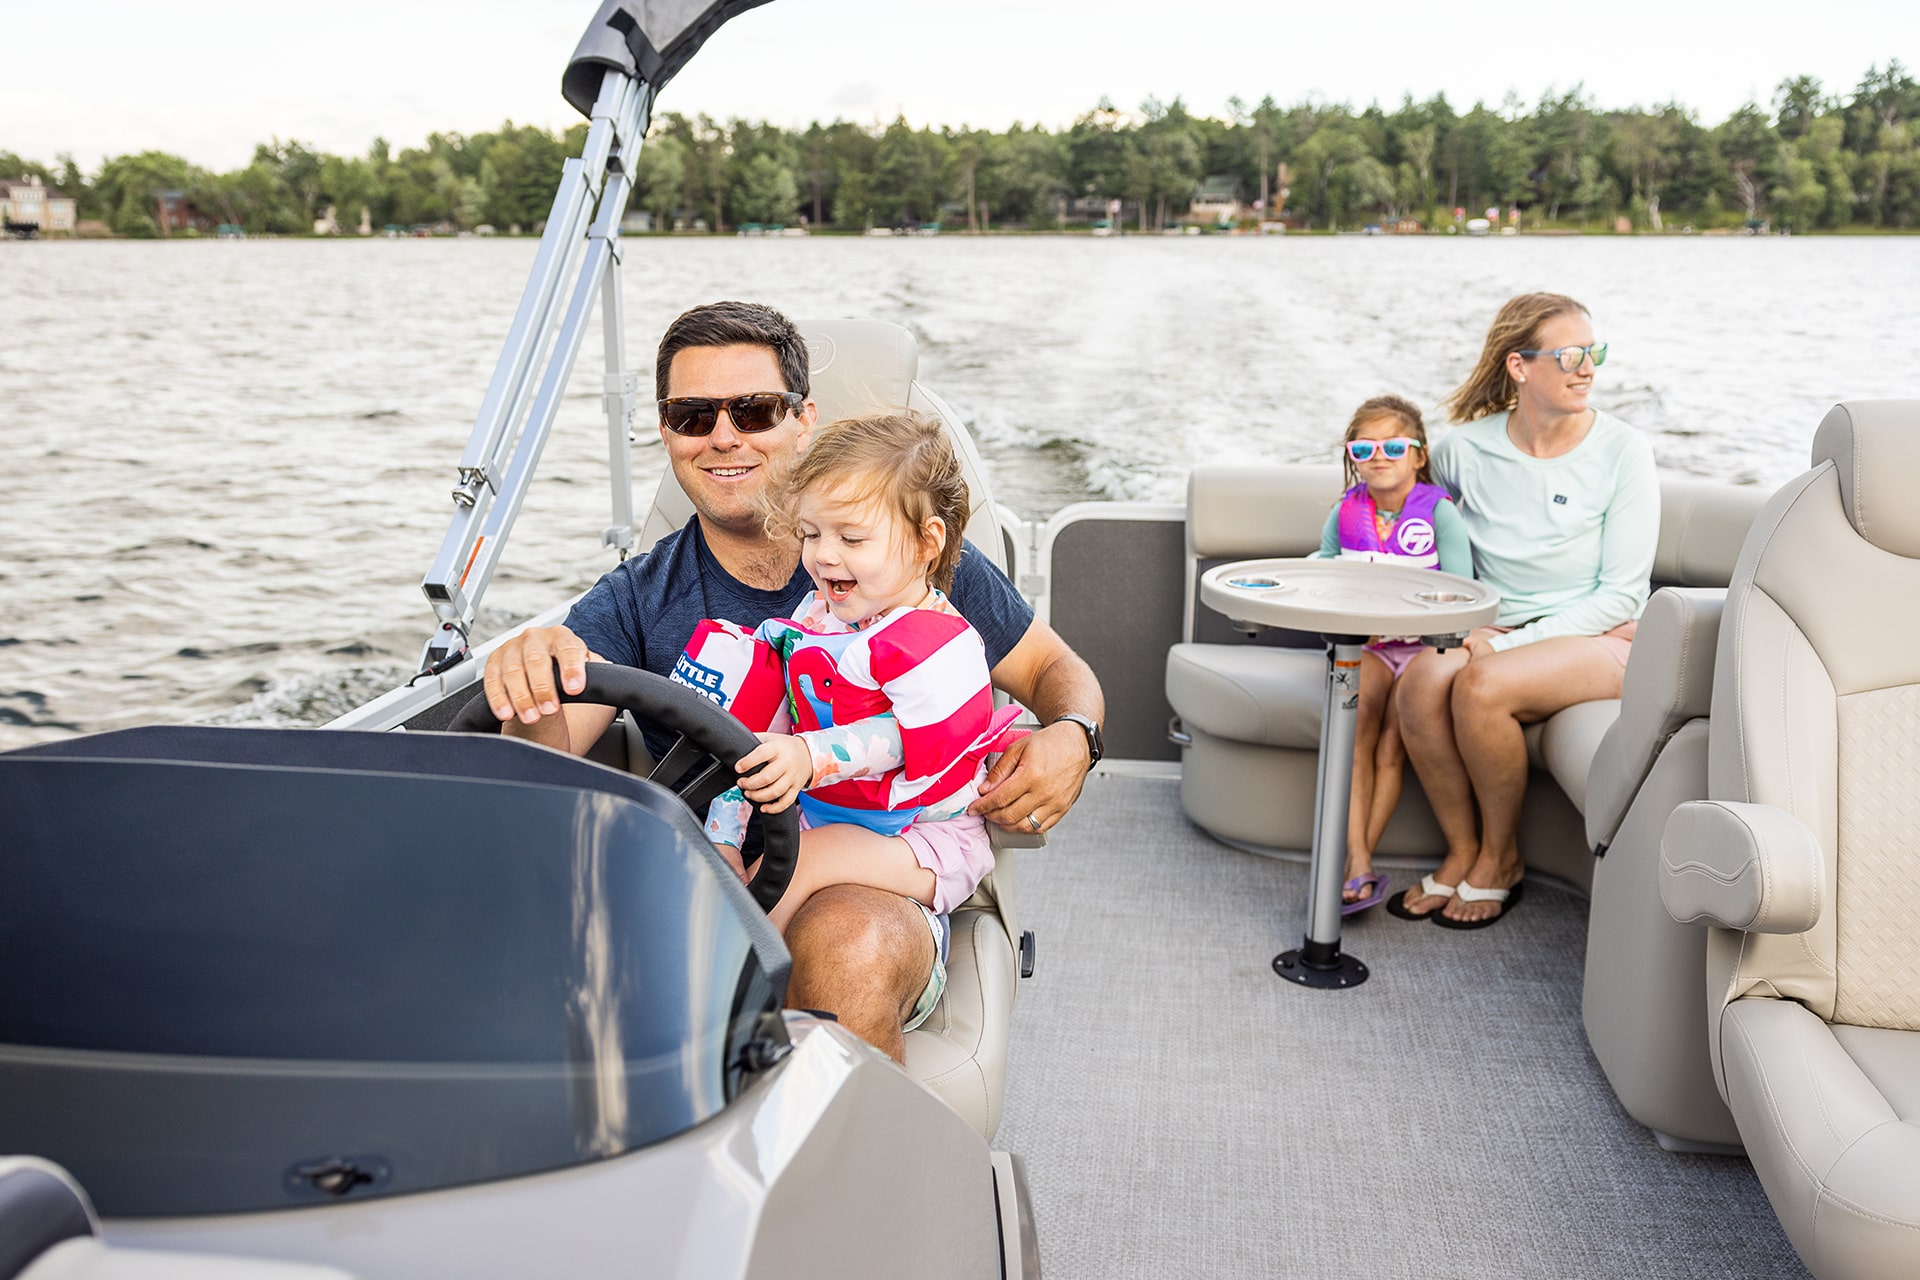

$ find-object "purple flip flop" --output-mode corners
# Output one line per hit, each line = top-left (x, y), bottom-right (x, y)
(1341, 871), (1389, 916)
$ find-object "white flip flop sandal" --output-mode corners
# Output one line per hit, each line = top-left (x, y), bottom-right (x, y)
(1386, 873), (1456, 920)
(1432, 879), (1526, 931)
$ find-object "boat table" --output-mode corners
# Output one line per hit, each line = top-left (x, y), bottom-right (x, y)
(1199, 559), (1500, 990)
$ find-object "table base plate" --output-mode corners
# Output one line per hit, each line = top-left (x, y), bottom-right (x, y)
(1273, 943), (1370, 989)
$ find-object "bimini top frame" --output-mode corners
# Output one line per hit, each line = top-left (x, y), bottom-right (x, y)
(415, 1), (775, 676)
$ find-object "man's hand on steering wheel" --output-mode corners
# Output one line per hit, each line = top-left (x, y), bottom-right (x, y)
(482, 624), (598, 724)
(969, 720), (1091, 835)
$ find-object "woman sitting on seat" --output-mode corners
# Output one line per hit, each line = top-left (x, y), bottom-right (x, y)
(1389, 292), (1658, 928)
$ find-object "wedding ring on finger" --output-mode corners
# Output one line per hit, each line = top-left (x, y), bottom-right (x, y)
(1027, 812), (1044, 832)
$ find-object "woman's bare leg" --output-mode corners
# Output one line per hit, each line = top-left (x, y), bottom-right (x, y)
(765, 822), (937, 934)
(1443, 637), (1627, 922)
(1393, 645), (1477, 914)
(1344, 652), (1393, 899)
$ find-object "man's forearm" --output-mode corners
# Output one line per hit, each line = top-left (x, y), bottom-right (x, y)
(503, 709), (575, 754)
(1023, 649), (1103, 728)
(503, 702), (618, 757)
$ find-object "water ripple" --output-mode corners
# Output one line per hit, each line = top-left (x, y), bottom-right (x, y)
(2, 236), (1916, 744)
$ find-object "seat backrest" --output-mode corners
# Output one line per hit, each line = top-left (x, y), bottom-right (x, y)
(637, 318), (1007, 570)
(1654, 475), (1769, 587)
(1708, 400), (1920, 1032)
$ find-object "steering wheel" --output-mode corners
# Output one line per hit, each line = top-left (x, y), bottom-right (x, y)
(448, 663), (799, 911)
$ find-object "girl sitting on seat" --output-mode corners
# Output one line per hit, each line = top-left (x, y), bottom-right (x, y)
(686, 412), (1024, 935)
(1311, 395), (1473, 914)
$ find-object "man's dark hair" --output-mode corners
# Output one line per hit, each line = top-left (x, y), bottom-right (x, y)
(654, 301), (810, 401)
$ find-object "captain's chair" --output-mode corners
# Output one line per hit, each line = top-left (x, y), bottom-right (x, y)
(1660, 401), (1920, 1278)
(638, 317), (1028, 1142)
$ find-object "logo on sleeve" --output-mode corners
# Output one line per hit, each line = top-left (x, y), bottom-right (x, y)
(1553, 494), (1568, 505)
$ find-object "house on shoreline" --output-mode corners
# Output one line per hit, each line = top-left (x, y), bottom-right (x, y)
(1, 176), (77, 236)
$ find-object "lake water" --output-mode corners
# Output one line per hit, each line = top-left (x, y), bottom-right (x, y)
(3, 234), (1916, 746)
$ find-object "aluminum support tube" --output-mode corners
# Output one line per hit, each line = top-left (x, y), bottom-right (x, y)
(1273, 640), (1370, 989)
(457, 70), (626, 475)
(1306, 642), (1362, 945)
(599, 247), (636, 559)
(418, 69), (630, 628)
(457, 163), (638, 609)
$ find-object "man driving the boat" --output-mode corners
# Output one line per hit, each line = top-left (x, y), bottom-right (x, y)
(481, 300), (1104, 1061)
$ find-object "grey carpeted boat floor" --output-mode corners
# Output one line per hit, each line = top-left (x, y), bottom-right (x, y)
(996, 773), (1809, 1280)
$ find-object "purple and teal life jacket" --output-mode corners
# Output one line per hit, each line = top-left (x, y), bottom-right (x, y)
(1336, 482), (1450, 569)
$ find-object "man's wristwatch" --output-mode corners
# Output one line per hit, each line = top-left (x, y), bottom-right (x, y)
(1052, 713), (1103, 767)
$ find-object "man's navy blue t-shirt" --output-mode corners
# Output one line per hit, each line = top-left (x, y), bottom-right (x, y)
(564, 520), (1034, 763)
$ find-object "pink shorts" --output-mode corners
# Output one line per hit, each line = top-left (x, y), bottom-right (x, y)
(1363, 639), (1427, 680)
(797, 808), (993, 915)
(1487, 618), (1637, 666)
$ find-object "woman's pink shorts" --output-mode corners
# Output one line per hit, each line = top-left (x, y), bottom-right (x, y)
(797, 808), (993, 915)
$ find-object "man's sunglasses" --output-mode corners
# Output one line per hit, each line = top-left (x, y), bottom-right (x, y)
(659, 391), (804, 436)
(1518, 342), (1608, 373)
(1346, 437), (1423, 462)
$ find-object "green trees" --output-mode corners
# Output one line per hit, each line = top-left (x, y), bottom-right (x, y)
(91, 151), (200, 236)
(14, 62), (1920, 237)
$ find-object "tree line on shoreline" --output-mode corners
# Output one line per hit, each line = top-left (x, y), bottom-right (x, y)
(7, 61), (1918, 237)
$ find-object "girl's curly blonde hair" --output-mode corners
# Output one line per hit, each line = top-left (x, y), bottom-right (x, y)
(762, 412), (971, 591)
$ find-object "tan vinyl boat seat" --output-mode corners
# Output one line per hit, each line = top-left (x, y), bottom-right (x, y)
(1164, 462), (1766, 892)
(1659, 401), (1920, 1277)
(636, 317), (1025, 1142)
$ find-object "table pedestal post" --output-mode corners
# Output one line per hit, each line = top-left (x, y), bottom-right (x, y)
(1274, 638), (1370, 989)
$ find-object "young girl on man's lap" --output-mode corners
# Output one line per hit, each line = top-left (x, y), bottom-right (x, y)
(1311, 395), (1473, 912)
(691, 413), (1023, 935)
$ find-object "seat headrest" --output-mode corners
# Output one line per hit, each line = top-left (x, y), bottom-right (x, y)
(802, 318), (918, 427)
(1811, 400), (1920, 558)
(1186, 464), (1341, 559)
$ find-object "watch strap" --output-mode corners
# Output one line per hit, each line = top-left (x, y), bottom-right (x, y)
(1052, 713), (1102, 766)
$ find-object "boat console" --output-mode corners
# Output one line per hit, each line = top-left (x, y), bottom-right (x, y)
(0, 726), (788, 1217)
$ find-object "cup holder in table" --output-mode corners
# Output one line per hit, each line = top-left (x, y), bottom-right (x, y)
(1410, 589), (1476, 604)
(1225, 576), (1288, 590)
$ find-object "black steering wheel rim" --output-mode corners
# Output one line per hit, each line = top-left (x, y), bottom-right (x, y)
(448, 663), (798, 910)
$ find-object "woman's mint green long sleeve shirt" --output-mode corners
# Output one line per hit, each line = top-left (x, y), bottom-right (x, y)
(1430, 409), (1659, 652)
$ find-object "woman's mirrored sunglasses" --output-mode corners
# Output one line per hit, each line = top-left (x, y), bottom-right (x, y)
(659, 391), (804, 436)
(1518, 342), (1609, 373)
(1346, 437), (1423, 462)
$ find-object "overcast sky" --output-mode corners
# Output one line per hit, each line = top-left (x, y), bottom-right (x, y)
(8, 1), (1919, 171)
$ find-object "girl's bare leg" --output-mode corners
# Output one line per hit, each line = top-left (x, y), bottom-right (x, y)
(765, 821), (937, 934)
(1442, 637), (1627, 922)
(1364, 690), (1407, 854)
(1344, 652), (1393, 899)
(1392, 645), (1478, 915)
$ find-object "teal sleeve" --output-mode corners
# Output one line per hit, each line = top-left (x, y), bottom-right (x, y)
(1313, 506), (1340, 559)
(1433, 499), (1473, 577)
